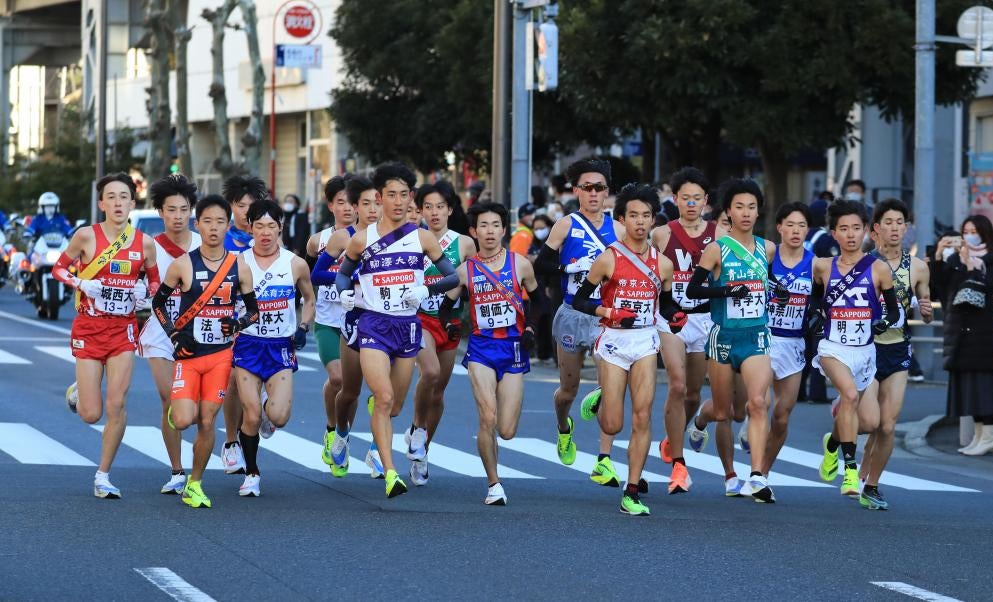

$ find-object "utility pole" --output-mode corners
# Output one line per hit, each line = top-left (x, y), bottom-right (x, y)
(93, 0), (108, 224)
(914, 0), (935, 253)
(490, 0), (511, 207)
(510, 3), (531, 208)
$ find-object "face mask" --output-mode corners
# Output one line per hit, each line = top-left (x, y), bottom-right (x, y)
(534, 228), (550, 241)
(548, 209), (563, 221)
(964, 233), (982, 247)
(845, 192), (863, 202)
(942, 247), (956, 260)
(662, 196), (674, 205)
(282, 203), (296, 213)
(43, 207), (56, 219)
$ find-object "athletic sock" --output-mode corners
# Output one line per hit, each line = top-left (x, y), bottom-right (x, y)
(95, 470), (109, 481)
(558, 423), (571, 434)
(326, 425), (333, 434)
(863, 484), (879, 495)
(223, 441), (238, 449)
(624, 483), (639, 497)
(597, 454), (609, 462)
(826, 435), (840, 453)
(240, 431), (261, 475)
(725, 471), (737, 481)
(750, 471), (762, 478)
(840, 442), (857, 469)
(172, 470), (185, 476)
(672, 457), (685, 467)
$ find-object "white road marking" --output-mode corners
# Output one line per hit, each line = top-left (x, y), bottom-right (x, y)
(0, 423), (94, 466)
(92, 425), (223, 470)
(35, 345), (76, 363)
(0, 349), (30, 364)
(134, 567), (216, 602)
(0, 336), (66, 342)
(351, 432), (541, 479)
(0, 309), (72, 334)
(870, 581), (963, 601)
(256, 429), (366, 475)
(499, 437), (670, 482)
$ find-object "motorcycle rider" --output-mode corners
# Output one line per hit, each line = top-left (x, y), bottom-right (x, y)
(26, 192), (73, 239)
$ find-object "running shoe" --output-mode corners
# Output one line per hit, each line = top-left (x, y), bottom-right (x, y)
(65, 381), (78, 414)
(579, 387), (602, 421)
(738, 416), (750, 454)
(859, 487), (889, 511)
(485, 482), (507, 506)
(239, 474), (261, 497)
(222, 442), (247, 475)
(687, 418), (709, 453)
(365, 444), (385, 479)
(182, 480), (211, 508)
(385, 469), (408, 498)
(259, 393), (276, 439)
(367, 394), (375, 417)
(620, 492), (650, 516)
(160, 473), (186, 495)
(410, 458), (429, 486)
(405, 426), (428, 461)
(93, 476), (121, 499)
(659, 437), (673, 464)
(322, 430), (335, 466)
(556, 417), (577, 465)
(840, 467), (860, 497)
(725, 476), (745, 497)
(331, 431), (350, 478)
(590, 456), (620, 487)
(667, 462), (692, 495)
(818, 433), (838, 482)
(749, 475), (776, 503)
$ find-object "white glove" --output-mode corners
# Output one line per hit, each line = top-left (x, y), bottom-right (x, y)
(339, 289), (356, 311)
(78, 279), (105, 299)
(402, 285), (430, 309)
(135, 297), (150, 311)
(564, 255), (595, 274)
(132, 281), (148, 301)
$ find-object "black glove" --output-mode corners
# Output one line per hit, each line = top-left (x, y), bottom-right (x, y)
(806, 310), (825, 338)
(522, 327), (536, 351)
(871, 319), (889, 336)
(444, 321), (460, 341)
(724, 284), (751, 299)
(220, 316), (245, 338)
(773, 282), (791, 307)
(169, 330), (197, 359)
(293, 326), (308, 350)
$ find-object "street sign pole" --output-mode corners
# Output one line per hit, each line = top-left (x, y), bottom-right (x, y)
(915, 0), (936, 254)
(510, 3), (532, 209)
(491, 0), (511, 207)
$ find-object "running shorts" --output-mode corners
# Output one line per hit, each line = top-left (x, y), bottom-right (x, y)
(874, 340), (912, 382)
(594, 326), (660, 371)
(342, 308), (364, 352)
(357, 312), (421, 360)
(813, 339), (876, 393)
(233, 333), (298, 381)
(419, 312), (460, 352)
(658, 312), (713, 354)
(137, 316), (172, 360)
(171, 347), (233, 404)
(71, 315), (138, 362)
(462, 335), (529, 381)
(770, 335), (806, 380)
(315, 322), (341, 365)
(552, 304), (601, 353)
(707, 324), (770, 372)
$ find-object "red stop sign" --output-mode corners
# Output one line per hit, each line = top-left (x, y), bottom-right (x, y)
(284, 6), (315, 38)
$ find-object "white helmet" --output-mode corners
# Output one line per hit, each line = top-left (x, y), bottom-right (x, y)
(38, 192), (60, 210)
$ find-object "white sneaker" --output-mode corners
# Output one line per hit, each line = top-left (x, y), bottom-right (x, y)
(239, 474), (261, 497)
(748, 474), (776, 503)
(65, 382), (79, 414)
(94, 475), (121, 499)
(405, 426), (428, 461)
(485, 482), (507, 506)
(410, 457), (429, 486)
(687, 417), (709, 453)
(725, 476), (745, 497)
(222, 442), (247, 474)
(259, 391), (276, 439)
(737, 416), (750, 453)
(365, 445), (384, 479)
(160, 473), (187, 495)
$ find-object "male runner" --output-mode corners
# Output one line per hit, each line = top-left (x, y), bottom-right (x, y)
(438, 202), (545, 505)
(406, 181), (476, 486)
(857, 199), (932, 509)
(219, 175), (269, 474)
(54, 173), (158, 498)
(685, 178), (788, 503)
(152, 194), (259, 508)
(573, 184), (686, 515)
(311, 175), (381, 478)
(306, 174), (355, 466)
(137, 174), (201, 494)
(334, 162), (458, 497)
(812, 200), (898, 500)
(651, 166), (725, 494)
(535, 158), (624, 486)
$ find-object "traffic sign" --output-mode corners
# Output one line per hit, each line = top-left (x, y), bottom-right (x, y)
(275, 44), (322, 68)
(957, 5), (993, 49)
(284, 5), (316, 38)
(956, 49), (993, 67)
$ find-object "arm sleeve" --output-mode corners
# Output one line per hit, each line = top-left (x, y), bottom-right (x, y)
(880, 287), (899, 326)
(535, 244), (561, 279)
(809, 280), (825, 314)
(310, 251), (339, 287)
(334, 255), (358, 293)
(438, 294), (458, 326)
(685, 266), (726, 299)
(145, 264), (161, 296)
(239, 290), (260, 326)
(658, 288), (681, 321)
(426, 256), (459, 294)
(52, 252), (76, 286)
(523, 281), (547, 329)
(571, 279), (599, 317)
(152, 282), (176, 333)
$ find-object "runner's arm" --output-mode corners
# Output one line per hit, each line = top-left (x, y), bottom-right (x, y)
(912, 257), (934, 323)
(534, 216), (570, 278)
(293, 256), (316, 330)
(333, 255), (358, 293)
(310, 249), (340, 287)
(571, 253), (615, 319)
(426, 255), (458, 294)
(520, 258), (546, 329)
(52, 227), (90, 286)
(142, 233), (160, 295)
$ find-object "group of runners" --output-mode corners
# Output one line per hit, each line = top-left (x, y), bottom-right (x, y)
(55, 158), (930, 516)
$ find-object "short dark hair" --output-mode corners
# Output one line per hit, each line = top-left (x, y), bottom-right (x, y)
(97, 172), (137, 201)
(468, 201), (509, 230)
(669, 166), (709, 197)
(962, 215), (993, 247)
(566, 158), (611, 186)
(415, 181), (458, 210)
(372, 162), (416, 191)
(828, 199), (867, 230)
(346, 175), (375, 205)
(720, 178), (764, 212)
(222, 175), (269, 205)
(614, 183), (660, 220)
(248, 199), (284, 224)
(845, 179), (866, 193)
(871, 198), (909, 225)
(149, 173), (197, 210)
(775, 202), (812, 225)
(324, 174), (351, 203)
(195, 194), (231, 221)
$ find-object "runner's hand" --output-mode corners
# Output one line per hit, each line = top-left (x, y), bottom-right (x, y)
(724, 284), (751, 299)
(132, 281), (148, 301)
(606, 307), (638, 328)
(444, 321), (460, 341)
(564, 255), (595, 274)
(522, 327), (536, 350)
(135, 297), (150, 311)
(78, 279), (104, 299)
(402, 285), (430, 309)
(293, 326), (308, 350)
(169, 330), (196, 359)
(219, 316), (243, 337)
(339, 289), (355, 311)
(807, 310), (825, 338)
(773, 282), (791, 307)
(871, 319), (889, 335)
(668, 311), (688, 335)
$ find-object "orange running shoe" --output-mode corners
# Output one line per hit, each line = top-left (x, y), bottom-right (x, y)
(667, 462), (692, 495)
(659, 438), (673, 464)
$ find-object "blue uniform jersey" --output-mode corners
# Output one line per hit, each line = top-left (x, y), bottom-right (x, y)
(767, 247), (814, 338)
(559, 212), (616, 305)
(224, 226), (253, 252)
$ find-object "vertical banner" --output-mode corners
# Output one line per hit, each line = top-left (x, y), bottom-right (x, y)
(968, 152), (993, 222)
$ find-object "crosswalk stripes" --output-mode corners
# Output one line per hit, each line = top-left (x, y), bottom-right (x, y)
(93, 425), (224, 471)
(35, 345), (75, 363)
(350, 432), (542, 479)
(0, 349), (31, 364)
(255, 429), (367, 475)
(499, 437), (670, 482)
(0, 423), (95, 466)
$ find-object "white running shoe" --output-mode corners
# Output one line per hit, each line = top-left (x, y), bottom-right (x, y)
(687, 417), (709, 453)
(222, 442), (247, 474)
(65, 382), (79, 414)
(485, 482), (507, 506)
(160, 473), (187, 495)
(738, 416), (750, 453)
(410, 457), (429, 486)
(365, 446), (384, 479)
(239, 474), (261, 497)
(748, 474), (776, 503)
(725, 476), (745, 497)
(405, 426), (428, 461)
(94, 476), (121, 499)
(259, 391), (276, 439)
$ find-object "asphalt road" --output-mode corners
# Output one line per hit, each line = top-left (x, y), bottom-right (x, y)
(0, 286), (990, 601)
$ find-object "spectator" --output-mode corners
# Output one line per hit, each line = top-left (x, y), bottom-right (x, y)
(843, 179), (867, 203)
(932, 215), (993, 455)
(656, 182), (679, 222)
(544, 201), (565, 222)
(509, 203), (537, 256)
(280, 193), (310, 257)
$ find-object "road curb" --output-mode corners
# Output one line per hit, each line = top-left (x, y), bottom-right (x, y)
(901, 414), (947, 458)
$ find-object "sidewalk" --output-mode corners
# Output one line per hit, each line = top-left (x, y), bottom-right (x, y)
(927, 417), (993, 465)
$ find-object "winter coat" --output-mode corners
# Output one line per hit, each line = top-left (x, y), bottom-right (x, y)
(932, 253), (993, 373)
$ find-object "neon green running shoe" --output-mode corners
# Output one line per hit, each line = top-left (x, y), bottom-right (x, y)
(590, 456), (620, 487)
(819, 433), (838, 482)
(556, 417), (577, 465)
(367, 394), (375, 417)
(182, 480), (212, 509)
(322, 430), (335, 466)
(620, 492), (650, 516)
(385, 469), (408, 498)
(840, 467), (860, 497)
(579, 387), (602, 421)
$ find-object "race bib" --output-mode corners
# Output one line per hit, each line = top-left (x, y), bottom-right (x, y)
(420, 274), (458, 313)
(475, 299), (516, 329)
(672, 270), (704, 308)
(566, 270), (601, 300)
(725, 280), (766, 320)
(320, 285), (339, 304)
(614, 295), (654, 327)
(828, 307), (872, 346)
(165, 293), (182, 322)
(193, 316), (230, 345)
(93, 286), (136, 316)
(373, 270), (416, 313)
